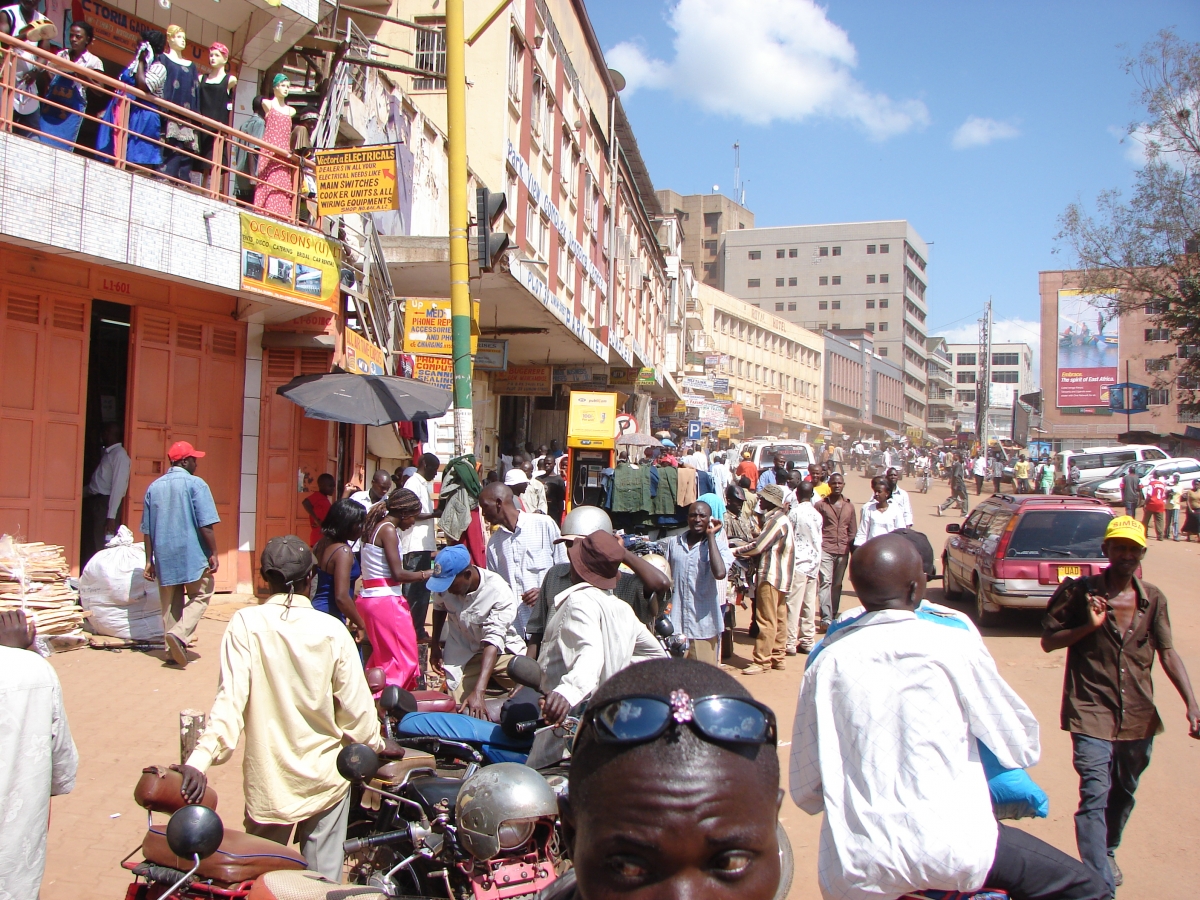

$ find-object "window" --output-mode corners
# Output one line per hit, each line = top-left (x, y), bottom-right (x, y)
(879, 299), (888, 308)
(747, 278), (760, 288)
(880, 243), (890, 253)
(775, 302), (784, 311)
(787, 302), (796, 311)
(1146, 357), (1171, 372)
(1145, 300), (1169, 314)
(867, 244), (876, 254)
(957, 352), (976, 366)
(832, 246), (841, 256)
(832, 276), (841, 285)
(832, 323), (842, 330)
(507, 32), (522, 100)
(992, 352), (1020, 366)
(867, 274), (876, 284)
(991, 371), (1019, 383)
(748, 250), (761, 260)
(414, 26), (448, 90)
(879, 273), (889, 283)
(789, 248), (798, 258)
(819, 276), (828, 286)
(957, 371), (977, 383)
(1145, 328), (1171, 341)
(1148, 388), (1170, 405)
(704, 212), (720, 234)
(788, 277), (797, 286)
(866, 299), (875, 309)
(877, 321), (888, 331)
(957, 390), (976, 402)
(1180, 404), (1200, 423)
(775, 277), (785, 287)
(878, 347), (887, 356)
(703, 240), (718, 254)
(776, 249), (785, 258)
(864, 322), (875, 332)
(818, 301), (828, 310)
(819, 246), (829, 257)
(831, 300), (841, 310)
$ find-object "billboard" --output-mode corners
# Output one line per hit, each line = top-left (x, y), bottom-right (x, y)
(1056, 290), (1118, 407)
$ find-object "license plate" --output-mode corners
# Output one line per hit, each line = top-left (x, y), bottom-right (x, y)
(1057, 565), (1081, 582)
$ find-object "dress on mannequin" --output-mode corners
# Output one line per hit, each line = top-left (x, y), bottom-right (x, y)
(254, 78), (296, 218)
(157, 27), (199, 183)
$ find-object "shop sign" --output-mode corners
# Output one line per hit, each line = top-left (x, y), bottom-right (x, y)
(609, 367), (638, 385)
(712, 378), (730, 394)
(608, 330), (633, 366)
(681, 393), (706, 406)
(681, 376), (711, 392)
(906, 426), (925, 440)
(344, 328), (386, 376)
(700, 403), (725, 424)
(510, 260), (607, 361)
(705, 355), (722, 368)
(636, 367), (658, 387)
(67, 0), (219, 68)
(239, 213), (341, 313)
(315, 146), (399, 215)
(474, 339), (508, 371)
(568, 391), (618, 448)
(403, 298), (453, 354)
(413, 355), (454, 392)
(685, 352), (706, 366)
(554, 366), (594, 384)
(492, 365), (553, 396)
(760, 404), (784, 424)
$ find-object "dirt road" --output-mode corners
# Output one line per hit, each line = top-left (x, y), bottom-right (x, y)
(40, 477), (1200, 898)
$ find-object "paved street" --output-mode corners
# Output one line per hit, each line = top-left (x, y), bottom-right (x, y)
(42, 479), (1200, 899)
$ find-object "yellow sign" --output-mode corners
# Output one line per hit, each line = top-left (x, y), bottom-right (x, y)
(413, 355), (454, 393)
(315, 146), (399, 215)
(404, 298), (452, 354)
(568, 391), (619, 449)
(492, 365), (553, 396)
(239, 213), (341, 313)
(344, 328), (386, 376)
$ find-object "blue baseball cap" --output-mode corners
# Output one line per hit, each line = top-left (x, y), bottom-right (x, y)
(427, 545), (472, 593)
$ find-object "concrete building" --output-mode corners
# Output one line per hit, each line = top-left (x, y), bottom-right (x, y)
(655, 190), (754, 289)
(1039, 269), (1200, 449)
(692, 283), (824, 439)
(946, 341), (1035, 443)
(925, 336), (956, 438)
(823, 330), (905, 438)
(721, 220), (931, 437)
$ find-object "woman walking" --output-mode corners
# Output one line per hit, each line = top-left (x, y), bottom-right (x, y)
(311, 499), (367, 634)
(1183, 478), (1200, 542)
(856, 476), (908, 546)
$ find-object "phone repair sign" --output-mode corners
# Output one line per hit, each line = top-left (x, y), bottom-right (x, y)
(315, 146), (399, 215)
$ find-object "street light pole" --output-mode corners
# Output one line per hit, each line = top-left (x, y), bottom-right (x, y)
(445, 0), (473, 456)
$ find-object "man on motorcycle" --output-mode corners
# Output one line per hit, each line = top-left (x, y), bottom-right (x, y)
(791, 534), (1106, 900)
(174, 536), (394, 882)
(537, 530), (666, 726)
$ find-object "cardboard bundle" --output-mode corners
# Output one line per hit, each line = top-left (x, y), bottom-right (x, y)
(0, 535), (86, 638)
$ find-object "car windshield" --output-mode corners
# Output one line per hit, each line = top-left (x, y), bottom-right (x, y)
(1107, 462), (1137, 478)
(762, 445), (811, 467)
(1006, 510), (1112, 559)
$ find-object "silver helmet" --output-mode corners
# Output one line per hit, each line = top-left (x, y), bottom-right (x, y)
(455, 763), (559, 860)
(558, 505), (613, 541)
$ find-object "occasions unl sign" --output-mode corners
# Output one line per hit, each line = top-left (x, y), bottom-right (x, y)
(239, 213), (341, 313)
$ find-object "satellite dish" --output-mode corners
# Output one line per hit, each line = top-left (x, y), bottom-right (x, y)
(608, 69), (626, 92)
(712, 184), (720, 193)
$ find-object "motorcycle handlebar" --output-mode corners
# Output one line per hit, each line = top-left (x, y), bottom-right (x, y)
(514, 718), (543, 735)
(343, 828), (410, 854)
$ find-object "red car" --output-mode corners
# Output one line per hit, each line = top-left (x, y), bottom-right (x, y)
(942, 494), (1117, 625)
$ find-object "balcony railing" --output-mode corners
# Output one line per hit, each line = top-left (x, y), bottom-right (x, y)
(0, 31), (310, 226)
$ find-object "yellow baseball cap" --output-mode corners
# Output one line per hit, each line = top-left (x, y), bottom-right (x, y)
(1104, 516), (1146, 548)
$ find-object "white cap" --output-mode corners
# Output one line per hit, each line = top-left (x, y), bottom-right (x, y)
(504, 468), (529, 486)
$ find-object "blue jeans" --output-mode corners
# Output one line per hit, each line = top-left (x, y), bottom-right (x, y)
(403, 550), (433, 638)
(1123, 501), (1137, 519)
(1072, 733), (1153, 897)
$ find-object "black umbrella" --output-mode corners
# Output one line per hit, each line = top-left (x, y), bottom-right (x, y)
(276, 373), (452, 426)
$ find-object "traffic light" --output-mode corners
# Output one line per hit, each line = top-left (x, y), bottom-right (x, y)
(476, 187), (509, 272)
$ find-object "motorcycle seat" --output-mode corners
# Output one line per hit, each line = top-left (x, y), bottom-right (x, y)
(134, 766), (218, 814)
(247, 869), (387, 899)
(375, 748), (438, 783)
(142, 825), (306, 884)
(412, 689), (457, 714)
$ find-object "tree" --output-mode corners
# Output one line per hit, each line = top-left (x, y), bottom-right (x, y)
(1057, 29), (1200, 414)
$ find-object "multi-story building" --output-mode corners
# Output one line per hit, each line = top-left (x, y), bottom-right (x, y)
(1040, 269), (1199, 449)
(925, 336), (957, 438)
(721, 220), (931, 437)
(692, 284), (823, 438)
(823, 330), (905, 438)
(655, 190), (754, 289)
(946, 341), (1035, 442)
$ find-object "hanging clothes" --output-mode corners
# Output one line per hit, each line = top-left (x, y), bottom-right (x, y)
(697, 470), (714, 497)
(652, 465), (679, 516)
(677, 467), (698, 508)
(612, 462), (649, 513)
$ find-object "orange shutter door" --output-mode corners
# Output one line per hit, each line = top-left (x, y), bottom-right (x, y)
(0, 291), (89, 571)
(128, 310), (245, 592)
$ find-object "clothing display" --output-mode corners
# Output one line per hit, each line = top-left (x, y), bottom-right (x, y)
(676, 466), (698, 507)
(97, 67), (162, 165)
(197, 70), (233, 170)
(157, 54), (199, 182)
(256, 104), (295, 217)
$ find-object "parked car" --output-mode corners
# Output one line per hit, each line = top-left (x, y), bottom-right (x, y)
(863, 449), (887, 478)
(739, 440), (816, 476)
(1077, 456), (1200, 504)
(1054, 445), (1167, 482)
(942, 495), (1117, 625)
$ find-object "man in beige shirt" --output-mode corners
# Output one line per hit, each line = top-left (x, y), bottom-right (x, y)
(173, 536), (389, 881)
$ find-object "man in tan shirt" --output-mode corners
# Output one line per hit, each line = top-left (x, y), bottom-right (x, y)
(173, 536), (390, 881)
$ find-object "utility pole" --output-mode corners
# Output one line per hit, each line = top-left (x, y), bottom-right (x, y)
(445, 0), (472, 456)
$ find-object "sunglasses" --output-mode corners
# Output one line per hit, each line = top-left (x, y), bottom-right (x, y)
(582, 690), (777, 747)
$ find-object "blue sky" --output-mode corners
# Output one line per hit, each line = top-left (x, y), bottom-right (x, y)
(588, 0), (1199, 368)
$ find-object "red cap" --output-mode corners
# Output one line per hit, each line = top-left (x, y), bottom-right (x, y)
(167, 441), (205, 462)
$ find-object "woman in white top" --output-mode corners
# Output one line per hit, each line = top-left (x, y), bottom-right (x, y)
(855, 476), (908, 547)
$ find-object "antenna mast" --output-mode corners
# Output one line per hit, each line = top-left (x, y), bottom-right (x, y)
(733, 141), (741, 205)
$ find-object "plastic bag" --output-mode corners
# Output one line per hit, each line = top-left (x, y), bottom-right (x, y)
(78, 526), (162, 640)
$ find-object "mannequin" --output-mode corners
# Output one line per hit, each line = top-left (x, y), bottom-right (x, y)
(197, 42), (236, 178)
(96, 27), (164, 167)
(254, 73), (296, 217)
(157, 24), (200, 183)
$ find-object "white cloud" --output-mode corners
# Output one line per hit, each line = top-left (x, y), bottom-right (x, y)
(951, 116), (1020, 149)
(936, 318), (1042, 386)
(1117, 123), (1186, 170)
(605, 0), (929, 140)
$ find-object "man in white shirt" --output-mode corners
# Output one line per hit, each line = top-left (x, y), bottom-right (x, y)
(348, 469), (391, 511)
(786, 481), (823, 655)
(884, 466), (914, 527)
(519, 458), (548, 514)
(972, 452), (989, 494)
(402, 453), (440, 640)
(0, 610), (78, 900)
(427, 544), (527, 716)
(480, 482), (568, 638)
(83, 422), (131, 562)
(791, 535), (1105, 900)
(710, 452), (732, 498)
(538, 530), (666, 725)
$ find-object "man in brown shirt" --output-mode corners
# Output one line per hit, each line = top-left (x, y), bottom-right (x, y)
(1042, 516), (1200, 895)
(814, 473), (856, 629)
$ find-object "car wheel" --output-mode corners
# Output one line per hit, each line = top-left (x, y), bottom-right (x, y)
(942, 555), (963, 600)
(973, 576), (997, 627)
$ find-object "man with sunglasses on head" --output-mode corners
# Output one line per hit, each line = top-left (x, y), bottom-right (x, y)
(548, 657), (784, 900)
(791, 534), (1106, 900)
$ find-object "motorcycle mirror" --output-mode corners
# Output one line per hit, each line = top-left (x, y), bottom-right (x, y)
(653, 613), (674, 638)
(380, 685), (418, 719)
(507, 655), (544, 691)
(336, 743), (380, 783)
(165, 804), (224, 861)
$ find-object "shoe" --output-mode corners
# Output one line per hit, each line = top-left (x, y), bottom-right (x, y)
(785, 647), (797, 656)
(816, 621), (829, 634)
(797, 644), (813, 654)
(741, 664), (768, 675)
(772, 660), (787, 671)
(165, 633), (189, 668)
(936, 507), (943, 517)
(1108, 854), (1123, 887)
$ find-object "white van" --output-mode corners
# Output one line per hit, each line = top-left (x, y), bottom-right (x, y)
(738, 440), (816, 476)
(1056, 445), (1167, 482)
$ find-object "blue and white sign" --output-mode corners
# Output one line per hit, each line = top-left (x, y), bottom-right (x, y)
(688, 420), (701, 440)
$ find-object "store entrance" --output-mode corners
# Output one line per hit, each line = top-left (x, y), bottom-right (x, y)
(80, 300), (131, 567)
